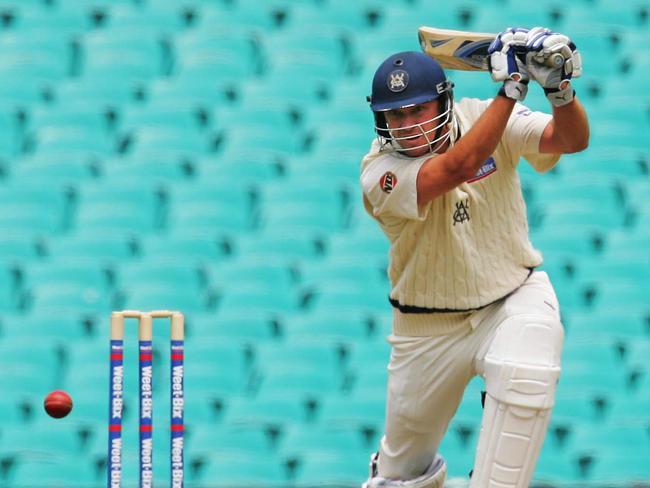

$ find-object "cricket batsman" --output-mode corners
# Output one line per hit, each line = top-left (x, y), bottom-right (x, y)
(360, 27), (589, 487)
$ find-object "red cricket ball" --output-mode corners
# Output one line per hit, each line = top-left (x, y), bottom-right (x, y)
(44, 390), (73, 418)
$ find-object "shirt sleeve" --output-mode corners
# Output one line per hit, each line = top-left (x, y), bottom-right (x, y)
(361, 152), (429, 221)
(503, 103), (560, 173)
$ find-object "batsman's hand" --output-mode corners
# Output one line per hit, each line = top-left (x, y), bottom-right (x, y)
(488, 27), (530, 101)
(525, 27), (583, 106)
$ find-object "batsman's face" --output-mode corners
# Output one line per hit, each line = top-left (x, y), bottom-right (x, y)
(384, 100), (447, 157)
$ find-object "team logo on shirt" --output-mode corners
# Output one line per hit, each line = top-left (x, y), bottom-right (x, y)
(467, 156), (497, 183)
(380, 171), (397, 193)
(453, 199), (470, 225)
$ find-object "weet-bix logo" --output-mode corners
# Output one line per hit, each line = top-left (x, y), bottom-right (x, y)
(467, 156), (497, 183)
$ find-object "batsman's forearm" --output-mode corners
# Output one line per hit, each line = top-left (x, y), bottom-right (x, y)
(551, 96), (589, 152)
(443, 94), (516, 179)
(416, 95), (516, 206)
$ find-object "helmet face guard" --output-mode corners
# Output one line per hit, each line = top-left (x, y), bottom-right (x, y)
(367, 52), (455, 155)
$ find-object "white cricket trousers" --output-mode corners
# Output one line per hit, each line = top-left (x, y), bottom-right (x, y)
(377, 271), (564, 482)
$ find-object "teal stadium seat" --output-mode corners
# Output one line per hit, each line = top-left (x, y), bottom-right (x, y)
(10, 2), (94, 35)
(193, 1), (279, 34)
(0, 340), (60, 395)
(124, 126), (218, 161)
(308, 281), (390, 315)
(73, 182), (164, 233)
(140, 233), (231, 264)
(116, 260), (207, 299)
(234, 232), (324, 261)
(263, 27), (350, 77)
(475, 4), (564, 34)
(587, 280), (650, 314)
(0, 40), (69, 85)
(28, 124), (116, 160)
(146, 76), (236, 108)
(298, 258), (386, 290)
(0, 1), (646, 486)
(260, 202), (348, 236)
(26, 99), (110, 135)
(286, 1), (374, 34)
(105, 2), (189, 37)
(3, 455), (97, 488)
(0, 77), (49, 110)
(192, 454), (287, 487)
(280, 310), (373, 343)
(122, 284), (216, 314)
(607, 394), (650, 426)
(167, 181), (255, 231)
(174, 28), (261, 80)
(316, 394), (386, 432)
(565, 309), (648, 347)
(54, 76), (142, 109)
(293, 451), (368, 487)
(197, 152), (285, 184)
(349, 366), (388, 399)
(0, 400), (25, 425)
(326, 231), (389, 261)
(172, 37), (261, 91)
(0, 183), (71, 235)
(279, 424), (370, 459)
(0, 27), (74, 80)
(10, 153), (100, 187)
(101, 155), (193, 185)
(0, 264), (19, 311)
(22, 260), (111, 290)
(286, 150), (363, 185)
(222, 394), (313, 428)
(561, 147), (648, 179)
(191, 424), (274, 458)
(117, 101), (207, 134)
(0, 420), (86, 458)
(43, 232), (138, 264)
(0, 234), (43, 262)
(256, 367), (345, 399)
(216, 105), (298, 138)
(568, 424), (650, 481)
(253, 340), (344, 375)
(187, 312), (278, 342)
(26, 282), (116, 316)
(208, 257), (295, 291)
(80, 27), (169, 82)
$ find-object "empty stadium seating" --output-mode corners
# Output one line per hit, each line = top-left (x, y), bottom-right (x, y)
(0, 0), (648, 486)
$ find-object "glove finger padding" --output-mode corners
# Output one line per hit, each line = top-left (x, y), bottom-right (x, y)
(488, 27), (530, 83)
(525, 49), (577, 106)
(488, 27), (530, 100)
(524, 28), (582, 106)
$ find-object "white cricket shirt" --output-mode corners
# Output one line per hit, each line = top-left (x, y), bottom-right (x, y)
(361, 97), (560, 326)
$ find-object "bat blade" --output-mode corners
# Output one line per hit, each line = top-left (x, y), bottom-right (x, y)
(418, 26), (565, 72)
(418, 27), (495, 71)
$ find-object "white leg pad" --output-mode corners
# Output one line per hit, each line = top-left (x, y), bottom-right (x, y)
(363, 454), (447, 488)
(471, 315), (563, 488)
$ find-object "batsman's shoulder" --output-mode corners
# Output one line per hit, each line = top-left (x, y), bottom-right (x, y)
(454, 96), (492, 130)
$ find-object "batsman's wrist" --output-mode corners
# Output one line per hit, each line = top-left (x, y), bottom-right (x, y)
(498, 79), (528, 101)
(544, 86), (576, 107)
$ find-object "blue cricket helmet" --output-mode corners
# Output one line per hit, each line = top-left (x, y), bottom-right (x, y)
(367, 51), (455, 154)
(368, 51), (452, 112)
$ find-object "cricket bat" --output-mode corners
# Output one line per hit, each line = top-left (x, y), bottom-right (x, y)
(418, 27), (564, 71)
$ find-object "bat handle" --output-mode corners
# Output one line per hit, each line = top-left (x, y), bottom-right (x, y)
(545, 53), (565, 69)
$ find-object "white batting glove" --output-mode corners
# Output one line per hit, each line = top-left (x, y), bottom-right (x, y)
(487, 27), (530, 101)
(525, 27), (583, 106)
